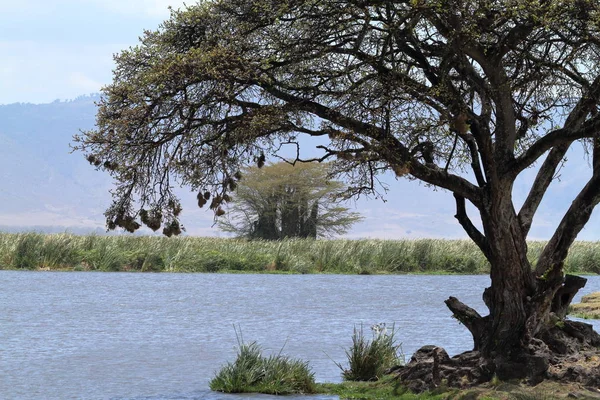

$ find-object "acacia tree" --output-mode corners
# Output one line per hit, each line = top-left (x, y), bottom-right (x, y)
(218, 162), (363, 239)
(74, 0), (600, 387)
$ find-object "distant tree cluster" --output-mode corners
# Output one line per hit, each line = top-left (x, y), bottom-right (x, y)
(219, 162), (362, 240)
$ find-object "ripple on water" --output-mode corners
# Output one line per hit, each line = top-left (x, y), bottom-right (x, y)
(2, 271), (600, 399)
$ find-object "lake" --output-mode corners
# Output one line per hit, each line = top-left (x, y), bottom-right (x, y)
(2, 272), (599, 399)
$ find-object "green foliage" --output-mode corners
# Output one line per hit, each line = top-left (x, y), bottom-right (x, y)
(210, 342), (265, 393)
(73, 0), (600, 253)
(210, 340), (315, 395)
(317, 376), (454, 400)
(317, 378), (592, 400)
(219, 162), (363, 240)
(10, 233), (81, 270)
(0, 233), (492, 273)
(2, 233), (600, 275)
(337, 324), (404, 382)
(13, 233), (44, 269)
(561, 241), (600, 274)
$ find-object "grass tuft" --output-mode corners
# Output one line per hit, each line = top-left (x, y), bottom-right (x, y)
(337, 323), (404, 382)
(210, 331), (315, 395)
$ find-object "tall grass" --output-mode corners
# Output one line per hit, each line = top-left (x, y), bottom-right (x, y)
(337, 323), (404, 382)
(0, 232), (599, 274)
(210, 339), (315, 394)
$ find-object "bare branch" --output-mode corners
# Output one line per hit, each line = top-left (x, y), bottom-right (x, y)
(536, 172), (600, 276)
(518, 143), (569, 237)
(454, 194), (490, 258)
(512, 116), (600, 175)
(445, 296), (487, 350)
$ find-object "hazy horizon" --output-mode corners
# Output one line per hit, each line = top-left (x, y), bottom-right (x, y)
(3, 1), (600, 240)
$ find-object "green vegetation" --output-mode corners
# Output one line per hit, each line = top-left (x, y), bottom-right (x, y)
(2, 232), (600, 274)
(219, 162), (363, 240)
(317, 376), (452, 400)
(337, 324), (404, 382)
(316, 378), (586, 399)
(209, 341), (315, 395)
(74, 0), (600, 381)
(207, 337), (597, 399)
(208, 329), (585, 399)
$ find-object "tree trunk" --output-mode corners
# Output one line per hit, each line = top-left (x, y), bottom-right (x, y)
(252, 195), (279, 240)
(397, 269), (598, 391)
(300, 200), (318, 239)
(395, 186), (600, 390)
(473, 186), (539, 375)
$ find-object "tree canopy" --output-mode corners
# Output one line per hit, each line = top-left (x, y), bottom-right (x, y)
(218, 162), (362, 239)
(74, 0), (600, 387)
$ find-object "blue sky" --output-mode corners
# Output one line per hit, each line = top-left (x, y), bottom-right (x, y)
(2, 1), (600, 240)
(0, 0), (188, 105)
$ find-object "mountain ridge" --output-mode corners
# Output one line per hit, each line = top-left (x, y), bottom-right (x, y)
(2, 95), (599, 240)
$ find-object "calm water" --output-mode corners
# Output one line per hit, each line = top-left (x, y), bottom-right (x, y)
(1, 272), (600, 400)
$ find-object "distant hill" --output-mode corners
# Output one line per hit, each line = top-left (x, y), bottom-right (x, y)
(0, 95), (112, 232)
(2, 96), (599, 240)
(0, 96), (222, 236)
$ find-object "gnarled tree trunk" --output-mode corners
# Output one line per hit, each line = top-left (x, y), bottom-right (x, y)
(396, 184), (600, 390)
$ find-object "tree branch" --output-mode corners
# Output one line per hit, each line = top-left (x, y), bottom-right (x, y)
(512, 116), (600, 175)
(454, 194), (490, 258)
(458, 127), (487, 187)
(445, 296), (487, 351)
(518, 143), (570, 237)
(257, 81), (484, 207)
(551, 274), (587, 319)
(514, 74), (600, 175)
(536, 172), (600, 276)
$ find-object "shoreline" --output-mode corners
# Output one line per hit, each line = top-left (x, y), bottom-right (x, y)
(2, 267), (600, 277)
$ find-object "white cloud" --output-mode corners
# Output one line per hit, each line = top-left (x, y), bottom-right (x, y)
(0, 40), (120, 104)
(0, 211), (104, 228)
(0, 0), (194, 105)
(1, 0), (190, 17)
(0, 65), (15, 77)
(69, 72), (104, 94)
(89, 0), (190, 17)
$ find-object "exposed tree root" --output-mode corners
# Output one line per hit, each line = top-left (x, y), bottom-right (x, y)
(391, 320), (600, 393)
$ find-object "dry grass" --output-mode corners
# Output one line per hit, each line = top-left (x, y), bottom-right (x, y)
(570, 292), (600, 319)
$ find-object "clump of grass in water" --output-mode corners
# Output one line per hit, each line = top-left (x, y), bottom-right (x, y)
(210, 329), (316, 395)
(337, 323), (404, 382)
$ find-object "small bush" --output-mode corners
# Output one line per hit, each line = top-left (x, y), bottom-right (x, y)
(210, 340), (315, 395)
(338, 323), (404, 382)
(210, 342), (264, 392)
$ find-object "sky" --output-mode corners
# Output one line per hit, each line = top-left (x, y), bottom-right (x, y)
(2, 1), (600, 240)
(0, 0), (469, 239)
(0, 0), (188, 105)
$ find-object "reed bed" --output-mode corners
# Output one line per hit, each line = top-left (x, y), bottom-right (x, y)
(0, 232), (599, 274)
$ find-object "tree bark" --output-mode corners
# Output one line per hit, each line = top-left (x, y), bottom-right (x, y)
(404, 268), (595, 389)
(477, 185), (535, 356)
(440, 185), (595, 383)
